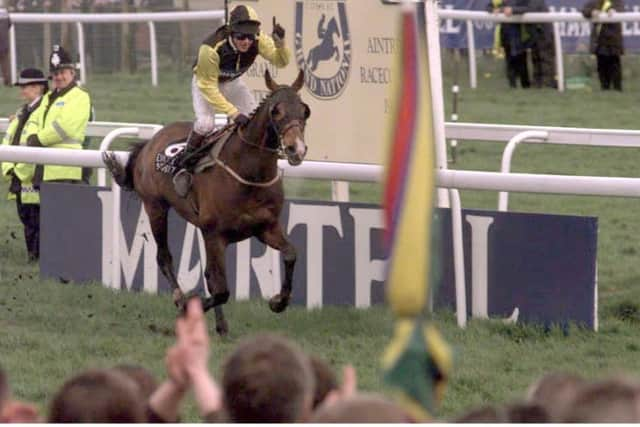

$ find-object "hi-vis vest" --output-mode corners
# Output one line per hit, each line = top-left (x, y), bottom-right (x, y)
(35, 83), (91, 182)
(1, 100), (43, 204)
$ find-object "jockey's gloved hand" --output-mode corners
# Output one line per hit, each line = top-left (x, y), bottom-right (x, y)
(272, 17), (285, 47)
(26, 134), (42, 147)
(233, 113), (250, 127)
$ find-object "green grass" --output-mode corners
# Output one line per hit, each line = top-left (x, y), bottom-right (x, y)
(2, 57), (640, 420)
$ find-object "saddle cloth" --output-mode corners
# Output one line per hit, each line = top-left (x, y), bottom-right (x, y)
(154, 126), (234, 175)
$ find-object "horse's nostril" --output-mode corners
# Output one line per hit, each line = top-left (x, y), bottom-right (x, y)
(285, 146), (296, 154)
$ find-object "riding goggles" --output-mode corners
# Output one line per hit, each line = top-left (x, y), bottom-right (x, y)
(232, 32), (256, 41)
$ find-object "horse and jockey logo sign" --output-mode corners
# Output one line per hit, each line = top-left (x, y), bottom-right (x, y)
(295, 0), (351, 99)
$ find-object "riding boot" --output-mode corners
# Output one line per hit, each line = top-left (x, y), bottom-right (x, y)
(173, 131), (206, 197)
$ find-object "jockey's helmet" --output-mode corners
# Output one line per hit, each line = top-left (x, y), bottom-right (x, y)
(229, 5), (261, 35)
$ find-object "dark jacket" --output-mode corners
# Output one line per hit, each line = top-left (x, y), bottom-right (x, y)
(487, 0), (535, 56)
(582, 0), (624, 55)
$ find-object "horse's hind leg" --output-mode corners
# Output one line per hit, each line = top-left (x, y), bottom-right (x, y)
(144, 200), (184, 306)
(200, 230), (229, 336)
(258, 222), (296, 314)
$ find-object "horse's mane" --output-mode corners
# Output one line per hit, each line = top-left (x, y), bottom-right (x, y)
(247, 86), (296, 120)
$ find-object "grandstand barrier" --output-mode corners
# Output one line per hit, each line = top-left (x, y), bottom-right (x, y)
(3, 119), (640, 326)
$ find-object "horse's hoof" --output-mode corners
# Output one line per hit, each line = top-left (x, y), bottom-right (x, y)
(216, 320), (229, 337)
(172, 289), (185, 307)
(269, 294), (290, 313)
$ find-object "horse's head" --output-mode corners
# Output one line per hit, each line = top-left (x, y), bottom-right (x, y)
(264, 69), (310, 166)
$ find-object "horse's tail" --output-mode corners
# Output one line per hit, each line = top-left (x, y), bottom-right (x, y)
(102, 141), (147, 191)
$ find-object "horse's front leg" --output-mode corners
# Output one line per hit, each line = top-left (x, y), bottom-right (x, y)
(257, 222), (296, 314)
(200, 229), (230, 336)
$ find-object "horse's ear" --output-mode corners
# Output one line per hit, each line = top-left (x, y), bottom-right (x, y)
(292, 69), (305, 92)
(265, 69), (278, 92)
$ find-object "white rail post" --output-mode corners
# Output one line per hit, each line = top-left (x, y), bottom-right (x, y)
(449, 188), (467, 328)
(553, 21), (564, 92)
(76, 22), (86, 84)
(466, 20), (477, 89)
(331, 181), (350, 202)
(425, 0), (450, 208)
(148, 21), (158, 87)
(9, 23), (15, 84)
(498, 130), (548, 211)
(111, 180), (121, 290)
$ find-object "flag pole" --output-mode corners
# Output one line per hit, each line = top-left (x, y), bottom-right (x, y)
(424, 0), (450, 208)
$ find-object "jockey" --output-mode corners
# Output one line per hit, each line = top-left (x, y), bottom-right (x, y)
(173, 4), (290, 197)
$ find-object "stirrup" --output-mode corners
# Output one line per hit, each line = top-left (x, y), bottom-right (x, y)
(173, 169), (192, 198)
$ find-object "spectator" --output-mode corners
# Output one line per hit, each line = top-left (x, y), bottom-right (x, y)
(48, 368), (146, 422)
(488, 0), (531, 88)
(0, 365), (40, 423)
(308, 355), (339, 409)
(560, 376), (640, 422)
(26, 45), (91, 186)
(222, 333), (315, 422)
(1, 68), (49, 262)
(582, 0), (624, 91)
(516, 0), (557, 88)
(0, 1), (10, 87)
(525, 371), (586, 421)
(112, 364), (159, 400)
(147, 297), (221, 422)
(310, 393), (412, 423)
(453, 401), (548, 422)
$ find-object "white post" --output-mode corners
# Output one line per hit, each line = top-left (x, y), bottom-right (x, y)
(466, 20), (477, 89)
(331, 181), (350, 202)
(9, 23), (15, 84)
(76, 22), (86, 84)
(498, 130), (548, 211)
(111, 181), (121, 289)
(449, 188), (467, 328)
(426, 0), (450, 208)
(553, 22), (564, 92)
(148, 21), (158, 87)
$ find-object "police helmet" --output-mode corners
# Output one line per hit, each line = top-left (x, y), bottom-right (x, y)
(49, 45), (76, 73)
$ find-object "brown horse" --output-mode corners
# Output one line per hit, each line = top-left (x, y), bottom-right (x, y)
(103, 70), (309, 335)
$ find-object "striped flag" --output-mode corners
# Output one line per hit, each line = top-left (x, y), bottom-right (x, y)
(382, 1), (452, 421)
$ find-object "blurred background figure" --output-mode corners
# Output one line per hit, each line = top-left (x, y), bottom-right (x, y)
(582, 0), (624, 91)
(0, 0), (10, 86)
(488, 0), (531, 88)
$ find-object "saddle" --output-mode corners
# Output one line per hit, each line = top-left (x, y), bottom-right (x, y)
(155, 125), (235, 176)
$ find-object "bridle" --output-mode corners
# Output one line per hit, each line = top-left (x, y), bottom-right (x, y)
(236, 89), (307, 159)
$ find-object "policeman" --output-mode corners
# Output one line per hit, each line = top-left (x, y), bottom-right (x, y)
(1, 68), (49, 261)
(26, 45), (91, 184)
(173, 4), (290, 197)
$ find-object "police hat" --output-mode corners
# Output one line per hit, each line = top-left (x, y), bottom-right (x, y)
(14, 68), (48, 86)
(229, 5), (261, 35)
(49, 45), (76, 72)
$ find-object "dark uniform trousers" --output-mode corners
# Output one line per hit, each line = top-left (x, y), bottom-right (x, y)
(15, 192), (40, 261)
(597, 54), (622, 91)
(504, 45), (530, 88)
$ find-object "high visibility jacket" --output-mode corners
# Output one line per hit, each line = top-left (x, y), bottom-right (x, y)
(1, 97), (44, 204)
(34, 83), (91, 182)
(194, 27), (290, 116)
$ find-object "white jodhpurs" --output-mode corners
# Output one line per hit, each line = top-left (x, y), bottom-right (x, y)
(191, 75), (258, 135)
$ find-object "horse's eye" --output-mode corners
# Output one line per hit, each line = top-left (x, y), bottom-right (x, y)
(302, 103), (311, 119)
(270, 104), (283, 120)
